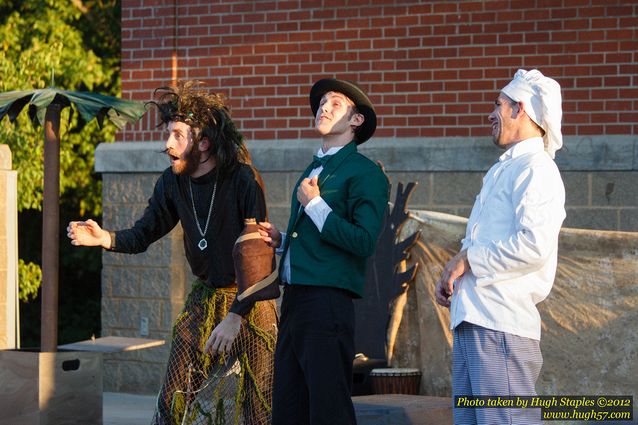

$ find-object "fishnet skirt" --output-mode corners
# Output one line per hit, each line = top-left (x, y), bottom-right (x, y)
(152, 281), (278, 425)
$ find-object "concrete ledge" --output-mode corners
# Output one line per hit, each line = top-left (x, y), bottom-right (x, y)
(94, 136), (638, 173)
(353, 394), (452, 425)
(555, 135), (638, 171)
(95, 142), (169, 173)
(103, 392), (156, 425)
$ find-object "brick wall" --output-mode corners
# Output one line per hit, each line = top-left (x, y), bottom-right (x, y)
(120, 0), (637, 143)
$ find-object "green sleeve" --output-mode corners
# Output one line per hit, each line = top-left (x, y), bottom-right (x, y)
(320, 166), (389, 258)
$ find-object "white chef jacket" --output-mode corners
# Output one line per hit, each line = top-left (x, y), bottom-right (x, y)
(450, 137), (566, 340)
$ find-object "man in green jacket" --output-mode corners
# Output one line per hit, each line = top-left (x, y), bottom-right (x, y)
(259, 78), (389, 425)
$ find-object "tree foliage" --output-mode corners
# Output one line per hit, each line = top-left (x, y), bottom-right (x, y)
(0, 0), (120, 307)
(0, 0), (120, 215)
(17, 258), (42, 302)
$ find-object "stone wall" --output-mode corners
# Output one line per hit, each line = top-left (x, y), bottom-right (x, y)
(97, 142), (191, 393)
(259, 136), (638, 232)
(0, 145), (17, 350)
(96, 135), (638, 393)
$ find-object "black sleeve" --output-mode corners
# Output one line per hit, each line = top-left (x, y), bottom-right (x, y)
(109, 171), (180, 254)
(230, 166), (268, 316)
(238, 165), (268, 223)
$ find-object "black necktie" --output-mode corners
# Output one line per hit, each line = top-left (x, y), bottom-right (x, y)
(312, 154), (332, 169)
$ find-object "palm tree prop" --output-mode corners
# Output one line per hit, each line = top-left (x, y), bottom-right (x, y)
(0, 86), (146, 352)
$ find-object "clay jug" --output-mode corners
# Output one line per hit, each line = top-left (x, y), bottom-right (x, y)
(233, 218), (280, 304)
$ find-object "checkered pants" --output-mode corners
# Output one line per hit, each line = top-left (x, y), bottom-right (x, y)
(452, 321), (543, 425)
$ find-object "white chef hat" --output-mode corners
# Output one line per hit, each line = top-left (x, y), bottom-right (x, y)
(501, 69), (563, 158)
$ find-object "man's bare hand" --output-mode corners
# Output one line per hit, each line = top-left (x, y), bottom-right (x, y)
(204, 312), (242, 355)
(258, 221), (282, 248)
(67, 219), (111, 249)
(297, 175), (320, 207)
(435, 249), (470, 308)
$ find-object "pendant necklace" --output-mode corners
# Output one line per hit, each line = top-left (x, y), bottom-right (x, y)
(189, 178), (217, 251)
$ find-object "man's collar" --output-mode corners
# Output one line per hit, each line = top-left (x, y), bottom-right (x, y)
(499, 137), (544, 162)
(316, 145), (344, 157)
(317, 140), (357, 157)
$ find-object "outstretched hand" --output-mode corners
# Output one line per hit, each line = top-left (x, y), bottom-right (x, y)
(435, 249), (470, 308)
(67, 219), (111, 249)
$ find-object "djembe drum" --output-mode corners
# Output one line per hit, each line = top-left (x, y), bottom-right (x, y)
(369, 368), (422, 395)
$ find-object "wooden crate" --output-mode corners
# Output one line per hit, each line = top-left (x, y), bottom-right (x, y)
(0, 350), (102, 425)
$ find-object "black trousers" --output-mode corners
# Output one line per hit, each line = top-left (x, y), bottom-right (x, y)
(272, 285), (357, 425)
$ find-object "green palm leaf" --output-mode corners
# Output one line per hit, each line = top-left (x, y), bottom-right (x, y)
(0, 88), (146, 129)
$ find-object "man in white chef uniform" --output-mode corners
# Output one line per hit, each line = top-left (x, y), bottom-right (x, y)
(435, 69), (566, 425)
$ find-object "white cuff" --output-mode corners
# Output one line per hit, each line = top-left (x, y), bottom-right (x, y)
(304, 196), (332, 232)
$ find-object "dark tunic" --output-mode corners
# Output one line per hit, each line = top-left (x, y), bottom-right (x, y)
(109, 163), (266, 315)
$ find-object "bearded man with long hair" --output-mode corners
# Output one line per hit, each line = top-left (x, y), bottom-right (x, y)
(68, 81), (277, 424)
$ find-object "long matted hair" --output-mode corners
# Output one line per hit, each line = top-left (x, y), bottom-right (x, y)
(148, 80), (251, 178)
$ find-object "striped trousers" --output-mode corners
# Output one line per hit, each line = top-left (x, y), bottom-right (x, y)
(452, 321), (543, 425)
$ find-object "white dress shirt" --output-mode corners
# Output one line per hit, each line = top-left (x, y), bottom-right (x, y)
(279, 146), (342, 283)
(450, 137), (566, 340)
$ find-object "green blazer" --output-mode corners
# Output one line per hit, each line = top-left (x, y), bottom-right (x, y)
(280, 141), (389, 297)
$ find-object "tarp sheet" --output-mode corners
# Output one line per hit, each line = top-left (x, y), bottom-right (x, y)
(389, 210), (638, 399)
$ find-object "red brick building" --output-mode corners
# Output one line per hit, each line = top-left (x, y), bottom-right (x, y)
(120, 0), (637, 143)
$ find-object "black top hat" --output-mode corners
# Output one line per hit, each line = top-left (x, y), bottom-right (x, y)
(309, 78), (377, 144)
